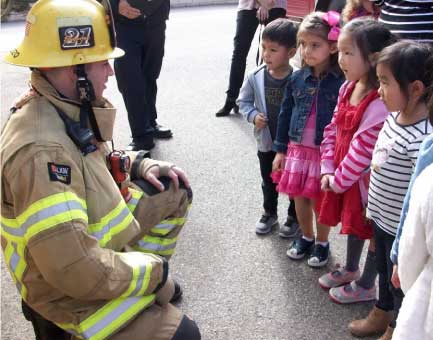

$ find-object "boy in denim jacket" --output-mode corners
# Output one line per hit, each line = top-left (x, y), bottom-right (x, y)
(238, 18), (299, 236)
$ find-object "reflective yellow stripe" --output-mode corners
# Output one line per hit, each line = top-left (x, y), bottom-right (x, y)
(126, 188), (143, 213)
(149, 204), (191, 236)
(133, 236), (178, 256)
(88, 200), (134, 247)
(1, 192), (87, 242)
(119, 252), (155, 297)
(58, 295), (155, 340)
(3, 240), (28, 299)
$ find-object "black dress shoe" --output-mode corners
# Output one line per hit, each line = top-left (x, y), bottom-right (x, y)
(170, 280), (183, 303)
(153, 124), (173, 139)
(215, 99), (239, 117)
(126, 140), (155, 151)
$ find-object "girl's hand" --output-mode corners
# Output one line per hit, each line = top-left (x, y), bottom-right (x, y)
(119, 0), (142, 19)
(272, 152), (286, 172)
(320, 174), (332, 191)
(391, 265), (401, 289)
(254, 113), (268, 129)
(256, 6), (269, 23)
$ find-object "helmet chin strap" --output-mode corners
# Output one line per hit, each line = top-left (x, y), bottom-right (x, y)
(75, 64), (104, 142)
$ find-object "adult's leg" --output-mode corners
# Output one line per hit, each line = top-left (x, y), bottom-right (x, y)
(114, 23), (154, 146)
(142, 22), (167, 128)
(257, 151), (278, 216)
(130, 177), (192, 260)
(226, 9), (259, 101)
(21, 301), (70, 340)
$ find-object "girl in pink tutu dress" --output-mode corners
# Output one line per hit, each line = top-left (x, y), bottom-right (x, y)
(272, 11), (344, 268)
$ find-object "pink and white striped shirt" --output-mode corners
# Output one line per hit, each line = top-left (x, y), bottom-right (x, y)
(320, 82), (390, 203)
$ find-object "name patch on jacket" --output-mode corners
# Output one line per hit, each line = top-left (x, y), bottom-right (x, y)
(48, 163), (71, 184)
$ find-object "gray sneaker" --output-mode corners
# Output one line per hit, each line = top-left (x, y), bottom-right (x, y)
(279, 216), (300, 238)
(255, 214), (278, 235)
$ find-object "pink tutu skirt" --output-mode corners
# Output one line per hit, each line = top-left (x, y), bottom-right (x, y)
(272, 144), (321, 200)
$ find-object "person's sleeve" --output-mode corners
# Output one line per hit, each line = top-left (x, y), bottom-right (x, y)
(329, 123), (382, 193)
(5, 146), (167, 301)
(320, 114), (337, 175)
(272, 79), (293, 153)
(320, 82), (347, 176)
(398, 168), (432, 294)
(238, 74), (259, 124)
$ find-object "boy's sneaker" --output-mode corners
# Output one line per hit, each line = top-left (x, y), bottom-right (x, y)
(329, 281), (376, 304)
(287, 237), (314, 260)
(307, 243), (330, 268)
(255, 214), (278, 235)
(278, 216), (301, 238)
(318, 266), (361, 289)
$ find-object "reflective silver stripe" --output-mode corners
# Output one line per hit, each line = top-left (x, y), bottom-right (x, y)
(130, 265), (147, 296)
(82, 297), (142, 339)
(10, 243), (20, 272)
(9, 243), (24, 295)
(128, 197), (139, 207)
(136, 240), (177, 252)
(90, 207), (130, 241)
(1, 201), (86, 237)
(152, 223), (176, 232)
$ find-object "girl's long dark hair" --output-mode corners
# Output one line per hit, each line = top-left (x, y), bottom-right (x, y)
(342, 18), (396, 88)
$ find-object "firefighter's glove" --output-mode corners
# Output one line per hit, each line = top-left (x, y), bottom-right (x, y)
(155, 274), (175, 305)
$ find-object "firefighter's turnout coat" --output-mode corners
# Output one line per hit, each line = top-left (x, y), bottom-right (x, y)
(1, 71), (191, 340)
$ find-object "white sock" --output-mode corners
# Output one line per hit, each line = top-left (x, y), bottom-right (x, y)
(302, 235), (314, 242)
(316, 241), (329, 247)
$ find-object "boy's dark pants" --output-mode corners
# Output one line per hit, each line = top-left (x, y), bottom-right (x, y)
(257, 151), (296, 219)
(373, 222), (404, 328)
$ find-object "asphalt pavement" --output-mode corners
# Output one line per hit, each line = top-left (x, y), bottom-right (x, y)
(1, 5), (376, 340)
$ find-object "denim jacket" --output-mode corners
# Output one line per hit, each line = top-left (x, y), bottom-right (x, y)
(273, 66), (344, 153)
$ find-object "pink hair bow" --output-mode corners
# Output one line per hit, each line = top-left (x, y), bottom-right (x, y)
(322, 11), (341, 41)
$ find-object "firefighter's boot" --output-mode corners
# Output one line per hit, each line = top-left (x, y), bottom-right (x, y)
(349, 306), (393, 337)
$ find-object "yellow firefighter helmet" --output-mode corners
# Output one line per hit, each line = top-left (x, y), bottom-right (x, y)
(4, 0), (124, 67)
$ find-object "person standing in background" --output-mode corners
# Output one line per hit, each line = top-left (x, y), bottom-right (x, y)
(110, 0), (173, 152)
(215, 0), (287, 117)
(370, 0), (433, 43)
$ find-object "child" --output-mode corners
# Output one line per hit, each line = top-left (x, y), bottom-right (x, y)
(349, 41), (433, 340)
(341, 0), (380, 23)
(238, 18), (300, 236)
(394, 86), (433, 340)
(272, 11), (344, 267)
(316, 18), (395, 304)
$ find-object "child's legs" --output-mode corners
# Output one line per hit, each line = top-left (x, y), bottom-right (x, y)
(294, 197), (314, 238)
(287, 199), (297, 221)
(312, 199), (330, 242)
(373, 222), (395, 313)
(345, 234), (365, 272)
(257, 151), (278, 216)
(316, 220), (330, 243)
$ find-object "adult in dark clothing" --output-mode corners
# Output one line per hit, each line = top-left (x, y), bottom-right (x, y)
(110, 0), (173, 151)
(215, 0), (287, 117)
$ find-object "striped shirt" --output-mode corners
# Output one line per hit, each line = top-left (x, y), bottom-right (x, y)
(367, 112), (433, 235)
(372, 0), (433, 42)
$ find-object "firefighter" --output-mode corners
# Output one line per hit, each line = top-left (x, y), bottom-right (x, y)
(1, 0), (200, 339)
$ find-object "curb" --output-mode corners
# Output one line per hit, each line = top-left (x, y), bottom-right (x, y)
(2, 0), (238, 22)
